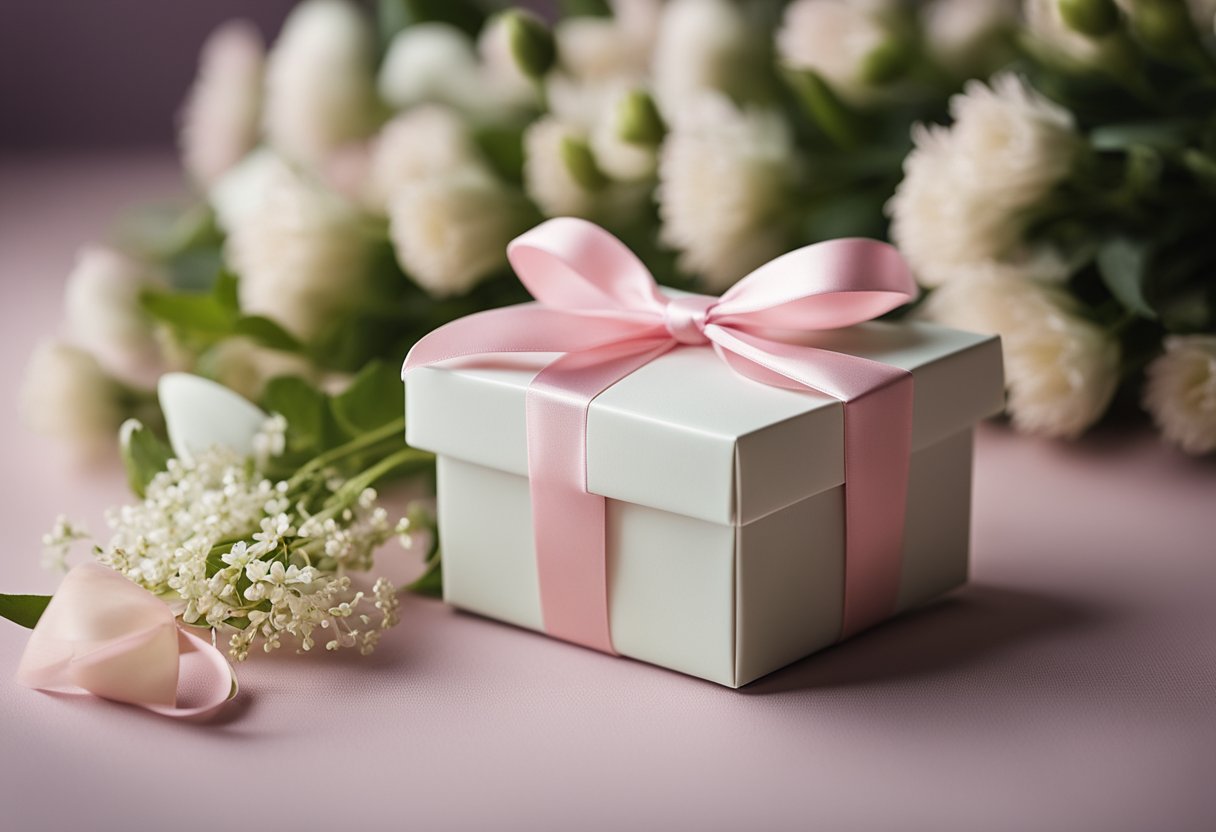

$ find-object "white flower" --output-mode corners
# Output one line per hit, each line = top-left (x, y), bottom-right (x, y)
(556, 16), (650, 83)
(657, 93), (796, 291)
(387, 169), (522, 297)
(1144, 335), (1216, 454)
(263, 0), (379, 169)
(201, 336), (318, 401)
(64, 246), (165, 381)
(924, 274), (1119, 439)
(379, 23), (532, 122)
(224, 158), (371, 340)
(1023, 0), (1107, 63)
(208, 148), (284, 233)
(888, 73), (1080, 288)
(365, 106), (486, 213)
(591, 85), (658, 181)
(776, 0), (895, 103)
(651, 0), (756, 113)
(922, 0), (1017, 73)
(21, 341), (125, 455)
(523, 117), (599, 217)
(179, 20), (263, 187)
(477, 13), (542, 100)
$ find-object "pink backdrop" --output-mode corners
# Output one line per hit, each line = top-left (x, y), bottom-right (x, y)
(1, 153), (1215, 831)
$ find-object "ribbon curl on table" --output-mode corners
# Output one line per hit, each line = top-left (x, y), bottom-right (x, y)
(16, 563), (237, 718)
(404, 217), (918, 653)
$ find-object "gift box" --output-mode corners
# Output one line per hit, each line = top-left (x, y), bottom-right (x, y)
(403, 219), (1004, 687)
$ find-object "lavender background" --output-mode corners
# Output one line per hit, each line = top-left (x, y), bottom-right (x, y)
(0, 0), (296, 149)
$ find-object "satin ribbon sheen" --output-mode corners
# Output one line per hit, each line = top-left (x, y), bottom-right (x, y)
(404, 217), (918, 653)
(16, 563), (237, 718)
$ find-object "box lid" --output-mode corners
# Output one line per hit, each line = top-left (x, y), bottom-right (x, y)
(405, 320), (1003, 526)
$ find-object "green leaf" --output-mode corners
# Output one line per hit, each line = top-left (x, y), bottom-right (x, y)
(261, 376), (328, 454)
(1097, 237), (1157, 319)
(377, 0), (485, 45)
(473, 125), (527, 184)
(0, 594), (52, 629)
(330, 361), (405, 437)
(212, 269), (240, 312)
(559, 0), (611, 17)
(406, 555), (443, 598)
(1090, 120), (1193, 152)
(783, 68), (864, 150)
(232, 316), (303, 352)
(139, 288), (237, 334)
(120, 420), (174, 498)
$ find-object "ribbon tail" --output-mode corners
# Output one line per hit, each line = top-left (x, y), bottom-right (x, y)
(142, 628), (238, 719)
(706, 326), (914, 638)
(525, 338), (673, 653)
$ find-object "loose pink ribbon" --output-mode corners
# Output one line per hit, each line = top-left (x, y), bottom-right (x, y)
(404, 217), (918, 653)
(16, 563), (237, 718)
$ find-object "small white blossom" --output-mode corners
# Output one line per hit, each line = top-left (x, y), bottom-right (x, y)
(924, 274), (1119, 439)
(658, 93), (796, 291)
(388, 168), (523, 297)
(64, 247), (166, 383)
(263, 0), (379, 169)
(1144, 335), (1216, 455)
(40, 515), (89, 572)
(888, 73), (1080, 288)
(21, 341), (126, 457)
(252, 414), (288, 466)
(364, 105), (488, 213)
(651, 0), (756, 114)
(179, 20), (264, 187)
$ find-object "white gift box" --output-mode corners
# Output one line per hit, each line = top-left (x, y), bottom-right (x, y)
(405, 320), (1003, 687)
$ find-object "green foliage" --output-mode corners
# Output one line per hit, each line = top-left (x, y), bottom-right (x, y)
(120, 420), (174, 498)
(0, 594), (51, 629)
(376, 0), (486, 46)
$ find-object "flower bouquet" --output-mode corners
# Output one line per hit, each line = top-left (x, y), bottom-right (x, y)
(7, 0), (1216, 714)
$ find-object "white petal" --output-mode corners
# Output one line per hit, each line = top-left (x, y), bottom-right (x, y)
(158, 373), (268, 461)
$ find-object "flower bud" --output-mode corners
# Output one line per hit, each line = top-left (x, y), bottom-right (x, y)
(1057, 0), (1121, 37)
(857, 37), (913, 86)
(502, 10), (555, 79)
(1126, 0), (1199, 54)
(560, 135), (609, 191)
(615, 89), (666, 146)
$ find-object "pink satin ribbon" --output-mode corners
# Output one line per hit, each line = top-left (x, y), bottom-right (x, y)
(404, 217), (918, 652)
(16, 563), (237, 718)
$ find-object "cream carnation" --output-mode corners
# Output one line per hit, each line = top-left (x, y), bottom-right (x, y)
(388, 170), (523, 297)
(64, 247), (165, 381)
(379, 23), (531, 122)
(225, 160), (371, 340)
(365, 106), (486, 212)
(21, 341), (126, 456)
(889, 73), (1079, 288)
(523, 117), (600, 218)
(1144, 335), (1216, 454)
(776, 0), (894, 103)
(924, 274), (1119, 439)
(179, 20), (263, 187)
(657, 94), (796, 291)
(263, 0), (379, 169)
(652, 0), (755, 113)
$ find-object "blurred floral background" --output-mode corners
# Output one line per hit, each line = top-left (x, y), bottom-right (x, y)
(8, 0), (1216, 458)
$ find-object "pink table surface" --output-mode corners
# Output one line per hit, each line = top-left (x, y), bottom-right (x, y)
(2, 154), (1215, 832)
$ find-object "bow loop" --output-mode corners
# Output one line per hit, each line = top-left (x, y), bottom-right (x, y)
(710, 238), (917, 331)
(507, 217), (666, 314)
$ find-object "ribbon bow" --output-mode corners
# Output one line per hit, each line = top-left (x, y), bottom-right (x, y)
(405, 217), (918, 653)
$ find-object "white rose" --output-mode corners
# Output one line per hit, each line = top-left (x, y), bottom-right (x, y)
(64, 247), (166, 382)
(775, 0), (895, 103)
(21, 341), (126, 456)
(922, 0), (1017, 73)
(1144, 335), (1216, 454)
(924, 274), (1119, 439)
(651, 0), (755, 114)
(657, 93), (796, 291)
(888, 73), (1080, 288)
(224, 160), (371, 340)
(365, 106), (486, 213)
(179, 20), (263, 188)
(388, 169), (522, 298)
(201, 337), (318, 402)
(263, 0), (379, 169)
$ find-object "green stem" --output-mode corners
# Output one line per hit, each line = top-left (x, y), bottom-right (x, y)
(288, 418), (406, 488)
(314, 447), (436, 523)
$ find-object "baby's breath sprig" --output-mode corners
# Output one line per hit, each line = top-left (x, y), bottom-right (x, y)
(43, 414), (433, 662)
